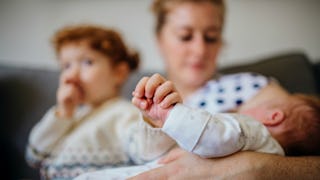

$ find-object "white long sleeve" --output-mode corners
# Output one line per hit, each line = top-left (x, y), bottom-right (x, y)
(163, 104), (284, 157)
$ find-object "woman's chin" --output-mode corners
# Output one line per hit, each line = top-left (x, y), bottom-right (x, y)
(184, 76), (207, 88)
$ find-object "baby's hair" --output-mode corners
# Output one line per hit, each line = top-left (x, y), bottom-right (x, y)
(52, 24), (139, 72)
(283, 94), (320, 156)
(151, 0), (225, 34)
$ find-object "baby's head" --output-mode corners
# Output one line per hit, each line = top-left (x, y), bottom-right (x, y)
(267, 94), (320, 156)
(52, 24), (140, 106)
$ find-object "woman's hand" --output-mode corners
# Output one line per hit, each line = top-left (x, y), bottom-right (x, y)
(130, 149), (320, 180)
(128, 148), (216, 180)
(128, 150), (277, 180)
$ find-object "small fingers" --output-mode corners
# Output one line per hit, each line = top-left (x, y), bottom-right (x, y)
(159, 92), (182, 109)
(145, 73), (166, 99)
(133, 76), (149, 98)
(132, 96), (149, 110)
(153, 80), (176, 103)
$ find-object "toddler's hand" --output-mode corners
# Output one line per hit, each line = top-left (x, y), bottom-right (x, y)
(56, 79), (83, 119)
(132, 74), (182, 127)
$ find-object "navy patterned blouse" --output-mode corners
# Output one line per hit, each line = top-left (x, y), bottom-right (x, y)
(184, 72), (270, 114)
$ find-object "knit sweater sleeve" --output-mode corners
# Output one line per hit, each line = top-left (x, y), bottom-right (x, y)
(120, 109), (176, 165)
(25, 107), (74, 168)
(162, 104), (284, 158)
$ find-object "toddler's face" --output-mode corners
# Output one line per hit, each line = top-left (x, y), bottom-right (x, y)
(58, 42), (120, 106)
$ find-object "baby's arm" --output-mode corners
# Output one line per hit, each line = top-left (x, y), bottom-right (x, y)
(162, 105), (284, 157)
(132, 73), (182, 128)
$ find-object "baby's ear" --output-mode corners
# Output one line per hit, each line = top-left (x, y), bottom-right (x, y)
(263, 110), (285, 126)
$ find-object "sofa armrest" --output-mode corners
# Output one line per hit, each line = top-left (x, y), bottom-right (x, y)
(0, 65), (59, 179)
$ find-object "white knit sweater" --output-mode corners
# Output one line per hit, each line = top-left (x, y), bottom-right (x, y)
(26, 97), (175, 179)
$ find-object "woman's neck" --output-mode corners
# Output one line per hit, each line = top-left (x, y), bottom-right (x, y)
(167, 73), (208, 101)
(174, 82), (201, 101)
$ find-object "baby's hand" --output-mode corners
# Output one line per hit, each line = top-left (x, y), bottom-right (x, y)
(56, 79), (83, 119)
(132, 73), (182, 127)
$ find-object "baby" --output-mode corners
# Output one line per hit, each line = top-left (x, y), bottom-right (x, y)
(75, 73), (320, 179)
(133, 73), (320, 157)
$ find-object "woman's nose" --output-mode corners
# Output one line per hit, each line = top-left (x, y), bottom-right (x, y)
(191, 36), (206, 58)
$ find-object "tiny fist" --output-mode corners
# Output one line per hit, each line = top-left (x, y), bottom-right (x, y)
(140, 101), (148, 109)
(132, 91), (142, 98)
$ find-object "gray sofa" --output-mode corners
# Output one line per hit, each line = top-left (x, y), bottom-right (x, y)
(1, 51), (319, 179)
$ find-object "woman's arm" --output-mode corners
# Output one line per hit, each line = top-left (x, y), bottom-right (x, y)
(129, 150), (320, 179)
(242, 153), (320, 180)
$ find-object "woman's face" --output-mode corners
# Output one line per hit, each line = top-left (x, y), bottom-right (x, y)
(157, 2), (223, 90)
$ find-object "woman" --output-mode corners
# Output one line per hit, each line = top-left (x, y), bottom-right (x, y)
(131, 0), (320, 179)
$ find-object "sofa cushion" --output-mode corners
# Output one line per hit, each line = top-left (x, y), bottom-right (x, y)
(0, 65), (59, 179)
(313, 61), (320, 92)
(219, 52), (318, 94)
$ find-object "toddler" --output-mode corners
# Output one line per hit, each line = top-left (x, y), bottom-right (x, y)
(25, 25), (174, 179)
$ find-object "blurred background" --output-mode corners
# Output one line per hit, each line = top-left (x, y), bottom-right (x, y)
(0, 0), (320, 71)
(1, 1), (320, 179)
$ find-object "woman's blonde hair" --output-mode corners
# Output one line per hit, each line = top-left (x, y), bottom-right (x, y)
(151, 0), (226, 35)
